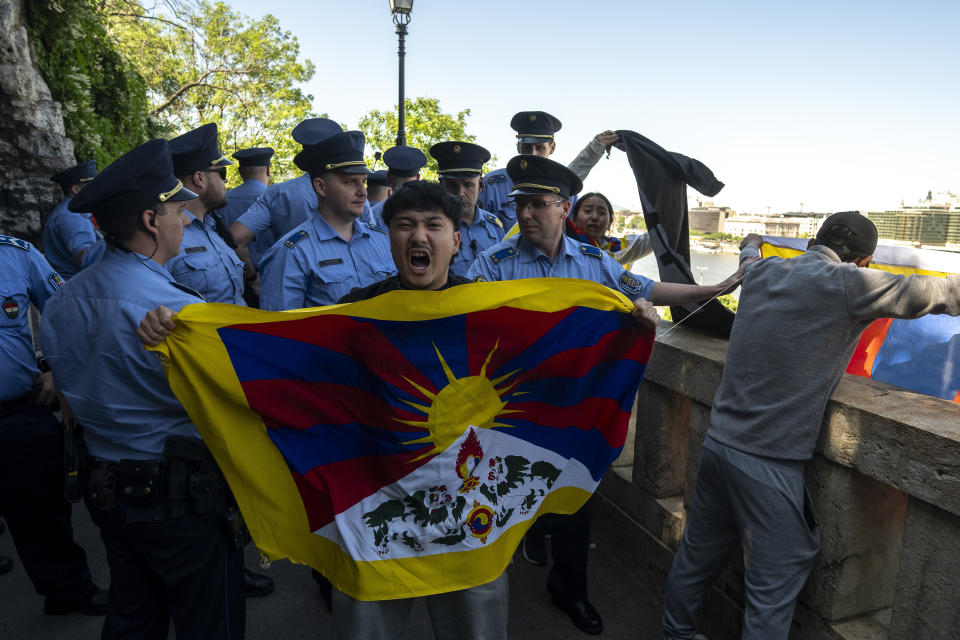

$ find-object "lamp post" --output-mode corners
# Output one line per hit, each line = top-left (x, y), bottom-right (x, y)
(389, 0), (413, 147)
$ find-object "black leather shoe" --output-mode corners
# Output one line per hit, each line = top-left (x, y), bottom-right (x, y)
(522, 533), (547, 566)
(0, 555), (12, 576)
(244, 569), (274, 597)
(551, 595), (603, 635)
(45, 589), (109, 616)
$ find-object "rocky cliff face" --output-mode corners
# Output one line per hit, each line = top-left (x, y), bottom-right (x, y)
(0, 0), (75, 241)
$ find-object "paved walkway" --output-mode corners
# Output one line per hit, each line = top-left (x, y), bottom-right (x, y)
(0, 504), (665, 639)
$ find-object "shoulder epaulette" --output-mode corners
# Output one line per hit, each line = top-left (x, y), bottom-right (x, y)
(283, 229), (309, 248)
(579, 244), (603, 259)
(491, 247), (518, 264)
(485, 173), (506, 185)
(367, 223), (387, 235)
(0, 235), (30, 251)
(485, 213), (503, 229)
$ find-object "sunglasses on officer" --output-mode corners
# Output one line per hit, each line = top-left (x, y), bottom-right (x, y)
(202, 167), (227, 181)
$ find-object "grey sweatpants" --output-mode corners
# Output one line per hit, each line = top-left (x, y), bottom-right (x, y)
(332, 570), (509, 640)
(663, 437), (821, 640)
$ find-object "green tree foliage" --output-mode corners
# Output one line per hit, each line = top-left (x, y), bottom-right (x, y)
(358, 97), (492, 181)
(101, 0), (316, 182)
(26, 0), (162, 168)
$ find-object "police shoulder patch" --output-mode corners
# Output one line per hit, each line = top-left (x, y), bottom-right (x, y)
(48, 272), (64, 288)
(283, 230), (309, 249)
(485, 173), (506, 185)
(579, 244), (603, 259)
(619, 271), (641, 294)
(486, 213), (503, 229)
(367, 223), (387, 235)
(0, 234), (30, 251)
(491, 247), (517, 264)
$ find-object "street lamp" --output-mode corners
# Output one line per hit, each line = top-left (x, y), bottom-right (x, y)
(389, 0), (413, 147)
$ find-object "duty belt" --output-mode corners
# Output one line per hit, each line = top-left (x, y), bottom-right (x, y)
(0, 388), (41, 419)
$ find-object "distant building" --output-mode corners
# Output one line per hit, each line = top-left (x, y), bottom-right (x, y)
(689, 202), (735, 234)
(724, 213), (828, 238)
(867, 191), (960, 247)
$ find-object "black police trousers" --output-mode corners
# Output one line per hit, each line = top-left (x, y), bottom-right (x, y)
(531, 496), (592, 599)
(87, 500), (245, 639)
(0, 407), (99, 605)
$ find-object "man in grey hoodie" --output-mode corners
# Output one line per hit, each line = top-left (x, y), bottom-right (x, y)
(662, 211), (960, 640)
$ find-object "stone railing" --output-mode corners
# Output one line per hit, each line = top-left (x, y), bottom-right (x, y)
(596, 324), (960, 640)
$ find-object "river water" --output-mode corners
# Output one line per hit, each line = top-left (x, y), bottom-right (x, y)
(629, 251), (741, 287)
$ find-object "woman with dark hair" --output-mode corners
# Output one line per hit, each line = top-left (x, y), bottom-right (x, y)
(567, 192), (652, 266)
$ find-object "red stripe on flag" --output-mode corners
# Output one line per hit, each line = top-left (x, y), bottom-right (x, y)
(509, 327), (652, 385)
(504, 397), (632, 448)
(293, 451), (433, 530)
(464, 306), (578, 375)
(229, 315), (439, 398)
(241, 379), (425, 431)
(847, 318), (893, 377)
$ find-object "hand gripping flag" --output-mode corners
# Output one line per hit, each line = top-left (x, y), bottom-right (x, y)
(760, 236), (960, 403)
(149, 278), (653, 600)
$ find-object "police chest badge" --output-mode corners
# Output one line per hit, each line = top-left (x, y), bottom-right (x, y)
(3, 297), (19, 319)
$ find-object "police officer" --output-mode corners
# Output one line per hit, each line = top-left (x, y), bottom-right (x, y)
(0, 235), (107, 616)
(478, 111), (619, 229)
(259, 130), (397, 310)
(42, 160), (105, 279)
(467, 155), (740, 635)
(218, 147), (274, 227)
(230, 117), (358, 269)
(364, 145), (427, 227)
(166, 123), (248, 306)
(39, 138), (246, 639)
(429, 141), (504, 277)
(366, 170), (391, 205)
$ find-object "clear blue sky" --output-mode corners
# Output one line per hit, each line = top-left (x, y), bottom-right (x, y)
(227, 0), (959, 214)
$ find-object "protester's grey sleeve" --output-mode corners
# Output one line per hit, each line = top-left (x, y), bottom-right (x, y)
(614, 233), (652, 266)
(846, 269), (960, 320)
(566, 138), (606, 182)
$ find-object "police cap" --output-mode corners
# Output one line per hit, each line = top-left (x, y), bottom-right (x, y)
(291, 118), (343, 146)
(68, 139), (198, 219)
(231, 147), (274, 167)
(382, 145), (427, 177)
(511, 111), (562, 144)
(368, 170), (389, 187)
(430, 141), (491, 179)
(294, 131), (372, 175)
(169, 123), (232, 177)
(50, 160), (97, 188)
(506, 155), (582, 200)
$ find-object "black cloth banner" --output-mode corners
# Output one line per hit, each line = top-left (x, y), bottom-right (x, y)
(616, 130), (734, 338)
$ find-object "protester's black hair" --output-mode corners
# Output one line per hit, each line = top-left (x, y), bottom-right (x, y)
(571, 192), (615, 233)
(814, 233), (867, 262)
(381, 181), (463, 228)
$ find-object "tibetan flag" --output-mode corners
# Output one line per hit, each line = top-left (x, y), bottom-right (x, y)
(149, 278), (653, 600)
(760, 236), (960, 402)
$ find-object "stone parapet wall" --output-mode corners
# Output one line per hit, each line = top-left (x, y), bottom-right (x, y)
(0, 0), (74, 241)
(597, 324), (960, 639)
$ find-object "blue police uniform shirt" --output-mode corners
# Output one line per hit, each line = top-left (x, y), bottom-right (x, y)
(166, 210), (246, 305)
(235, 174), (374, 266)
(41, 198), (105, 279)
(0, 236), (63, 402)
(362, 198), (386, 228)
(478, 168), (515, 228)
(451, 206), (504, 278)
(39, 248), (203, 461)
(259, 213), (397, 311)
(466, 233), (654, 301)
(217, 178), (267, 227)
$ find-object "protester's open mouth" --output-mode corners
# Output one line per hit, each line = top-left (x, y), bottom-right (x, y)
(409, 249), (431, 273)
